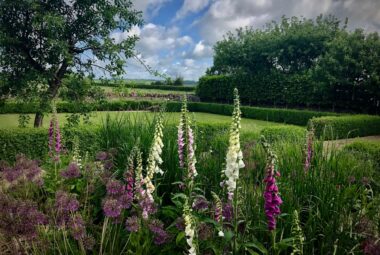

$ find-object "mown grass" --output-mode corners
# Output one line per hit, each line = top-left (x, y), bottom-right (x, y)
(0, 112), (289, 133)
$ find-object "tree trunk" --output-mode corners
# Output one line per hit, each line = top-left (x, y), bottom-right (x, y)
(34, 111), (44, 128)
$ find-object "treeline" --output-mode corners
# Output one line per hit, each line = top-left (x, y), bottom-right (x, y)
(198, 15), (380, 113)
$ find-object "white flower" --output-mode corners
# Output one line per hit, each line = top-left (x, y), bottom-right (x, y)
(218, 230), (225, 237)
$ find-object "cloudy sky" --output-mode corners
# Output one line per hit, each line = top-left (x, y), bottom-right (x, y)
(116, 0), (380, 81)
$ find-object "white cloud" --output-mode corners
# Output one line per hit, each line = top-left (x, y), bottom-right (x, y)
(132, 0), (172, 19)
(175, 0), (210, 20)
(192, 40), (213, 58)
(195, 0), (380, 44)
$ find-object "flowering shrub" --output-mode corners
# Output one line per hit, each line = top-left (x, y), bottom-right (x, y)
(0, 90), (379, 254)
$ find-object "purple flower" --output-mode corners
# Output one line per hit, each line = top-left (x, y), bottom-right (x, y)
(96, 151), (108, 161)
(61, 163), (81, 179)
(55, 191), (80, 213)
(125, 216), (140, 232)
(69, 214), (86, 240)
(222, 202), (233, 222)
(198, 223), (213, 241)
(106, 179), (126, 196)
(148, 219), (169, 245)
(192, 197), (209, 211)
(174, 217), (185, 231)
(2, 155), (42, 185)
(124, 167), (135, 206)
(263, 166), (283, 231)
(178, 123), (185, 167)
(82, 235), (95, 250)
(139, 192), (156, 219)
(103, 198), (122, 218)
(55, 119), (61, 154)
(304, 129), (314, 172)
(118, 193), (132, 209)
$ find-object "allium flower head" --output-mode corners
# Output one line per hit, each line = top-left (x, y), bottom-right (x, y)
(103, 198), (122, 218)
(106, 179), (126, 196)
(55, 191), (80, 213)
(148, 219), (169, 245)
(223, 88), (244, 199)
(125, 216), (140, 232)
(61, 162), (81, 179)
(192, 196), (209, 211)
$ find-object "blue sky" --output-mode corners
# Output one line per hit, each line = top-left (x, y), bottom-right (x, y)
(112, 0), (380, 81)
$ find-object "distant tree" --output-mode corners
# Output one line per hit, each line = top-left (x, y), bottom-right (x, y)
(0, 0), (143, 127)
(173, 76), (184, 86)
(151, 80), (164, 85)
(165, 77), (173, 85)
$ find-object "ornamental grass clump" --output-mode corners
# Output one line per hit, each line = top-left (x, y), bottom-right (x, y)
(304, 125), (314, 172)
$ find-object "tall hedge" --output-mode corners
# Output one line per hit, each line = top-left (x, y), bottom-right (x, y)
(309, 115), (380, 139)
(96, 82), (195, 92)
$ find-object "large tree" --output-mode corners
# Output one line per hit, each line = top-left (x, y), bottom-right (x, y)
(0, 0), (143, 126)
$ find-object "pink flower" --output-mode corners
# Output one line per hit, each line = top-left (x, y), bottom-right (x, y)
(263, 165), (283, 231)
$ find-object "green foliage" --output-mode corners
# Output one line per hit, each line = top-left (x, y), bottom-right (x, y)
(260, 126), (306, 142)
(200, 15), (380, 113)
(309, 115), (380, 139)
(17, 114), (31, 128)
(0, 0), (143, 126)
(342, 141), (380, 167)
(0, 126), (100, 162)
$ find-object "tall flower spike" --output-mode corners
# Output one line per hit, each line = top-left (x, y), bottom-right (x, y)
(144, 110), (164, 199)
(291, 210), (305, 255)
(261, 137), (283, 231)
(183, 198), (197, 255)
(224, 88), (244, 200)
(48, 101), (61, 161)
(211, 192), (224, 237)
(178, 96), (198, 182)
(178, 97), (187, 168)
(304, 125), (314, 172)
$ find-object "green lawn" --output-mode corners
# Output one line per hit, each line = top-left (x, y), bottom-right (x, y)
(100, 86), (194, 95)
(0, 112), (289, 133)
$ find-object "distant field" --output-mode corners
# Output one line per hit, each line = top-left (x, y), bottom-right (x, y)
(100, 86), (194, 95)
(0, 112), (288, 134)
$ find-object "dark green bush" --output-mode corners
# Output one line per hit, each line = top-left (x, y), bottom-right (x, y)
(309, 115), (380, 139)
(260, 126), (306, 142)
(342, 141), (380, 167)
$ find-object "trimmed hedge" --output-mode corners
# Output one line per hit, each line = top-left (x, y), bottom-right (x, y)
(0, 123), (228, 162)
(1, 100), (341, 126)
(309, 115), (380, 139)
(260, 126), (306, 142)
(96, 82), (196, 92)
(343, 141), (380, 167)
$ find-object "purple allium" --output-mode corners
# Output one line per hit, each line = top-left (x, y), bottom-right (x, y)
(263, 166), (283, 231)
(69, 214), (86, 241)
(0, 194), (47, 240)
(118, 193), (132, 209)
(174, 217), (185, 231)
(148, 219), (169, 245)
(96, 151), (108, 161)
(222, 202), (233, 222)
(103, 160), (114, 171)
(2, 155), (42, 185)
(348, 176), (356, 184)
(361, 177), (370, 186)
(125, 216), (140, 232)
(106, 179), (126, 196)
(198, 223), (213, 241)
(82, 235), (95, 250)
(55, 191), (80, 213)
(61, 163), (81, 179)
(192, 197), (209, 211)
(103, 198), (122, 218)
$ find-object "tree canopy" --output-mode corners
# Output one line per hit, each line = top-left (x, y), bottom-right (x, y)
(0, 0), (143, 126)
(201, 15), (380, 113)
